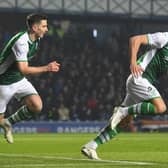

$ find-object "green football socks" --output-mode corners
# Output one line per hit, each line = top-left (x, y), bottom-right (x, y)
(128, 102), (155, 115)
(8, 105), (34, 125)
(90, 102), (155, 148)
(94, 125), (119, 145)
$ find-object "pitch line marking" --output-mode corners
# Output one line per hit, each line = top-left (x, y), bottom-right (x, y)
(0, 164), (74, 167)
(0, 153), (156, 166)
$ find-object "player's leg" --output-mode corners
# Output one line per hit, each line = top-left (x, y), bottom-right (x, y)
(0, 85), (15, 143)
(120, 97), (166, 115)
(83, 99), (159, 157)
(81, 77), (135, 160)
(150, 97), (166, 114)
(81, 105), (131, 160)
(7, 78), (42, 125)
(111, 97), (166, 129)
(81, 114), (134, 160)
(111, 76), (166, 129)
(8, 95), (42, 124)
(81, 75), (164, 159)
(0, 114), (13, 143)
(81, 124), (120, 160)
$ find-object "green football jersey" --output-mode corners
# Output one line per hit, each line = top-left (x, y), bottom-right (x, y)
(0, 31), (39, 85)
(137, 32), (168, 84)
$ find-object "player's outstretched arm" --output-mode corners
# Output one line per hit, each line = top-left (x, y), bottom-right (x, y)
(17, 61), (60, 75)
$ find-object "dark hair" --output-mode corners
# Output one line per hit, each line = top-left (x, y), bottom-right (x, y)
(26, 13), (47, 30)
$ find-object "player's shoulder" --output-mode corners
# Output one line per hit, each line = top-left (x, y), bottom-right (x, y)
(12, 31), (29, 51)
(148, 32), (168, 37)
(15, 31), (29, 44)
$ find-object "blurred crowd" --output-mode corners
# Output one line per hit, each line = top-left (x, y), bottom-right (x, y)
(1, 14), (168, 122)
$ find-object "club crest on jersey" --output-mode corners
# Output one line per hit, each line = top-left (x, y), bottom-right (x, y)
(147, 86), (152, 92)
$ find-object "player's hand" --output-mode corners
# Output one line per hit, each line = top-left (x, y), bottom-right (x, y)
(130, 63), (143, 78)
(47, 61), (60, 72)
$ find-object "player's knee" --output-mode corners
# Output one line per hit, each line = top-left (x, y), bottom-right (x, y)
(156, 104), (167, 114)
(28, 101), (43, 113)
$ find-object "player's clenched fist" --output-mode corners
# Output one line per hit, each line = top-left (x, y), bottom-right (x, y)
(47, 61), (60, 72)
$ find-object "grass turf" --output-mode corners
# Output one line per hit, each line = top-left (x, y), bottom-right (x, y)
(0, 133), (168, 168)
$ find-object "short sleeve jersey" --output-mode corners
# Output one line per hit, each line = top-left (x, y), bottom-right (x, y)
(137, 32), (168, 84)
(0, 31), (39, 85)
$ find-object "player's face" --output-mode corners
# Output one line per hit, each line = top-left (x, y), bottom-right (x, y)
(33, 20), (48, 38)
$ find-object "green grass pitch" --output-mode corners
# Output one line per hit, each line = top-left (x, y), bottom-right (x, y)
(0, 132), (168, 168)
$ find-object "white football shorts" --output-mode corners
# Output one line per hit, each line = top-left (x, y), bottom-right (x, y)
(0, 78), (38, 113)
(122, 75), (161, 106)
